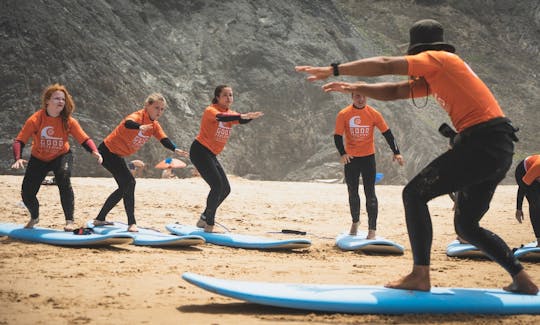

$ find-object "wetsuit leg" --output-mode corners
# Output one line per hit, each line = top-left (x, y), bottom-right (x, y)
(190, 140), (226, 226)
(97, 143), (137, 225)
(360, 155), (378, 230)
(344, 158), (361, 223)
(402, 128), (518, 274)
(525, 184), (540, 239)
(52, 151), (74, 221)
(21, 156), (50, 220)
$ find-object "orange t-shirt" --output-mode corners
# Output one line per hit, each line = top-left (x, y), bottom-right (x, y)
(104, 109), (167, 157)
(406, 51), (504, 132)
(15, 109), (90, 162)
(523, 155), (540, 185)
(334, 104), (389, 157)
(195, 104), (240, 155)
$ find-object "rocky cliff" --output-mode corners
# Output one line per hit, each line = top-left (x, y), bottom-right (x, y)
(1, 0), (538, 183)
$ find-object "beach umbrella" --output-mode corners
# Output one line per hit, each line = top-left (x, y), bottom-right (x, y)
(155, 158), (187, 169)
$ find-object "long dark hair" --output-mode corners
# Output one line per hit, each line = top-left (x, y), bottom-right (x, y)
(212, 85), (229, 104)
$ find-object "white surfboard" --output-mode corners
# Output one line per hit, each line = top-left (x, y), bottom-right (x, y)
(446, 240), (487, 258)
(0, 223), (133, 247)
(182, 272), (540, 314)
(336, 233), (404, 254)
(514, 242), (540, 260)
(86, 221), (205, 247)
(166, 223), (311, 250)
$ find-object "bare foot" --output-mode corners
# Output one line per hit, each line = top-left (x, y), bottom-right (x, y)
(196, 216), (207, 228)
(24, 218), (39, 229)
(64, 220), (76, 232)
(503, 270), (539, 295)
(385, 265), (431, 291)
(349, 222), (359, 236)
(367, 229), (376, 240)
(127, 224), (138, 232)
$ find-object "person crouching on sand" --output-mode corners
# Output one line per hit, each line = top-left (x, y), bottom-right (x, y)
(515, 154), (540, 247)
(11, 83), (103, 231)
(190, 85), (263, 233)
(93, 93), (188, 232)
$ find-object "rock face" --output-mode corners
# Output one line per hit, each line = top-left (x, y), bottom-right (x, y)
(1, 0), (539, 183)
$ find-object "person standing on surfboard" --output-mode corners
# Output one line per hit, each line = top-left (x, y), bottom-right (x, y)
(93, 93), (188, 232)
(296, 19), (538, 294)
(334, 89), (404, 239)
(191, 85), (263, 233)
(515, 155), (540, 247)
(11, 83), (103, 232)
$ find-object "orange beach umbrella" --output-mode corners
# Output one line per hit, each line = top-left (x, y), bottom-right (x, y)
(155, 158), (187, 169)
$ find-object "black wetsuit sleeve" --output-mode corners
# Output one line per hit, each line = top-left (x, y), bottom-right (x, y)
(382, 129), (400, 155)
(333, 134), (346, 156)
(125, 120), (141, 129)
(516, 185), (525, 210)
(160, 138), (177, 151)
(216, 113), (252, 124)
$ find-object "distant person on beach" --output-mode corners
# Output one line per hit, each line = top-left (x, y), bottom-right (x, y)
(515, 155), (540, 247)
(11, 83), (103, 231)
(128, 159), (146, 178)
(161, 166), (177, 179)
(334, 89), (404, 239)
(296, 19), (538, 294)
(93, 93), (188, 232)
(190, 85), (263, 232)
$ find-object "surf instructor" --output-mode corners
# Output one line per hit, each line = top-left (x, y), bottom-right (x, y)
(296, 19), (538, 295)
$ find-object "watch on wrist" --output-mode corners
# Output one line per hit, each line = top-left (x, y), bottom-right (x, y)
(331, 62), (340, 76)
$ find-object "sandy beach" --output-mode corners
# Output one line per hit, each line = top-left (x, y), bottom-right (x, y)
(0, 174), (539, 324)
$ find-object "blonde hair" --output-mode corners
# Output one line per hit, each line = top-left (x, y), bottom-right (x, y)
(41, 83), (75, 130)
(144, 93), (167, 107)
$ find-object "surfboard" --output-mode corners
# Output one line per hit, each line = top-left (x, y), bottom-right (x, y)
(0, 223), (133, 247)
(514, 242), (540, 260)
(182, 272), (540, 315)
(336, 233), (404, 254)
(166, 223), (311, 250)
(86, 221), (205, 247)
(446, 240), (487, 258)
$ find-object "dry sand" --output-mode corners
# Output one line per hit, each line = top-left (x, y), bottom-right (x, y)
(0, 175), (539, 324)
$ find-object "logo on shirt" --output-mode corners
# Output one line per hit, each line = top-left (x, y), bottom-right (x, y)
(131, 130), (150, 149)
(348, 116), (370, 138)
(215, 122), (232, 143)
(40, 126), (64, 151)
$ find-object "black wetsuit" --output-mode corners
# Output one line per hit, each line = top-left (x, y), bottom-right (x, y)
(403, 118), (523, 276)
(334, 129), (399, 230)
(515, 160), (540, 239)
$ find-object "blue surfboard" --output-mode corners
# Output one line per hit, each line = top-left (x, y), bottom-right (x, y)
(0, 223), (133, 247)
(514, 242), (540, 260)
(166, 223), (311, 250)
(446, 240), (487, 258)
(182, 272), (540, 315)
(336, 233), (404, 254)
(86, 221), (205, 247)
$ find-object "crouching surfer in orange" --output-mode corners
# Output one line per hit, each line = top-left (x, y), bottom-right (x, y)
(296, 19), (538, 295)
(94, 93), (188, 232)
(11, 83), (103, 232)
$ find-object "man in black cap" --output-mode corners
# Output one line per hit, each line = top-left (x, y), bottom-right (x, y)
(296, 19), (538, 295)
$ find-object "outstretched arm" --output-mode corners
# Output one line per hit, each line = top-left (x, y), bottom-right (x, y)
(323, 80), (412, 101)
(295, 56), (409, 81)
